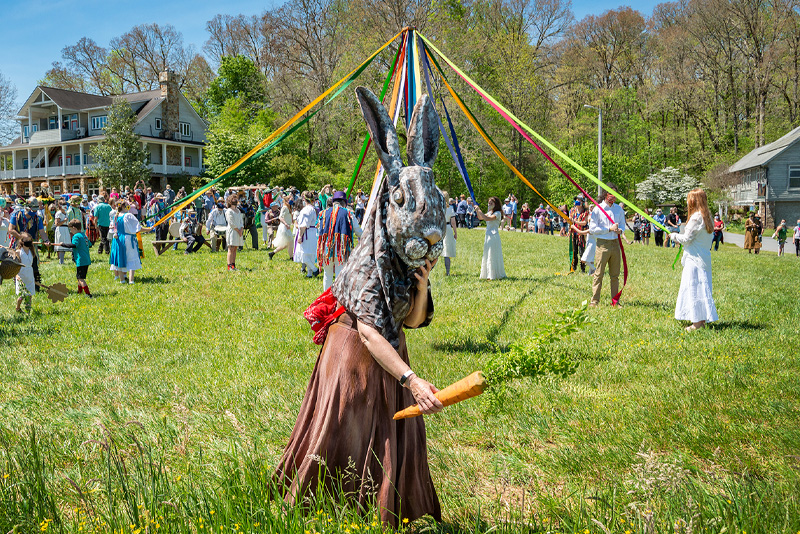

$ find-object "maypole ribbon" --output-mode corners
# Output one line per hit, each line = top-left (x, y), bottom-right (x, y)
(346, 32), (405, 197)
(418, 33), (669, 236)
(423, 38), (628, 302)
(419, 39), (475, 201)
(424, 48), (569, 223)
(144, 30), (404, 230)
(365, 31), (408, 218)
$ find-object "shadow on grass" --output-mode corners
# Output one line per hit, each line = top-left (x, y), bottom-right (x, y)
(707, 320), (765, 331)
(433, 275), (555, 354)
(626, 299), (673, 312)
(0, 313), (58, 347)
(137, 275), (170, 284)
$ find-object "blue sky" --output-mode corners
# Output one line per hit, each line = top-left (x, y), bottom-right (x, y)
(0, 0), (660, 105)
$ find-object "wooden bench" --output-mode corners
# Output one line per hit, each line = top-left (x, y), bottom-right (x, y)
(152, 240), (183, 256)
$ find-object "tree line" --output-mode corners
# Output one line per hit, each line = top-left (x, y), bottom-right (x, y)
(31, 0), (800, 205)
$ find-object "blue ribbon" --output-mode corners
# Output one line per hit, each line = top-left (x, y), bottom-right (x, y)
(420, 40), (476, 201)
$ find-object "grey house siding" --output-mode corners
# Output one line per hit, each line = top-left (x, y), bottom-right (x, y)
(767, 150), (800, 200)
(177, 98), (206, 143)
(773, 202), (800, 225)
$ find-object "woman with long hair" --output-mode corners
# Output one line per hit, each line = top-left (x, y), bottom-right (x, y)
(475, 196), (506, 280)
(667, 188), (718, 331)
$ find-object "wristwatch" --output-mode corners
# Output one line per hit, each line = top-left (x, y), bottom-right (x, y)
(399, 370), (416, 388)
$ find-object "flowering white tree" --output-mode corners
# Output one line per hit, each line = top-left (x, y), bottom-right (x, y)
(0, 70), (17, 145)
(635, 167), (699, 204)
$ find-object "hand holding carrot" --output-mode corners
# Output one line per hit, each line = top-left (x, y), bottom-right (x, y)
(408, 376), (443, 415)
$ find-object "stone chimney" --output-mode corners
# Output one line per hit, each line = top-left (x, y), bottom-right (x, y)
(159, 70), (179, 139)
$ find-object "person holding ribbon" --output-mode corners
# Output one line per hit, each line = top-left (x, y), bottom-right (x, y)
(295, 191), (320, 278)
(667, 188), (718, 332)
(588, 183), (626, 307)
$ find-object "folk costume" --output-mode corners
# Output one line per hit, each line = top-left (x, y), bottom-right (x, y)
(671, 212), (718, 324)
(480, 211), (506, 280)
(273, 204), (293, 250)
(317, 193), (363, 291)
(275, 89), (445, 528)
(295, 202), (319, 275)
(109, 212), (142, 273)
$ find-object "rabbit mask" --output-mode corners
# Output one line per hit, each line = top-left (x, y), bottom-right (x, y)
(355, 87), (446, 269)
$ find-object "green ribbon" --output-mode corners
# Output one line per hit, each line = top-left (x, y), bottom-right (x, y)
(346, 37), (403, 197)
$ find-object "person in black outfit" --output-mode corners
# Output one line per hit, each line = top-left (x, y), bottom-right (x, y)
(240, 199), (259, 250)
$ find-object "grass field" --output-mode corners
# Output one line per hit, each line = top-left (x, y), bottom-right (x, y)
(1, 228), (799, 533)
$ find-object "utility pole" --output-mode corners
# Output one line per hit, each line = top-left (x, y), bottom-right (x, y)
(584, 104), (603, 199)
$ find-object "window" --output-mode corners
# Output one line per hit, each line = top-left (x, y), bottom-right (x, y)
(66, 155), (72, 166)
(155, 117), (162, 130)
(179, 122), (191, 138)
(58, 156), (62, 166)
(53, 184), (61, 193)
(72, 183), (81, 193)
(50, 117), (58, 130)
(23, 159), (28, 169)
(73, 154), (80, 166)
(790, 166), (800, 190)
(184, 156), (192, 167)
(23, 126), (28, 138)
(87, 182), (99, 196)
(91, 116), (107, 130)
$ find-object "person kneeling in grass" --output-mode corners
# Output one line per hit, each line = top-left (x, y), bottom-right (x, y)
(55, 219), (93, 298)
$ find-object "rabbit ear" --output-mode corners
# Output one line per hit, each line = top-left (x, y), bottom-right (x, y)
(406, 94), (439, 168)
(355, 87), (403, 179)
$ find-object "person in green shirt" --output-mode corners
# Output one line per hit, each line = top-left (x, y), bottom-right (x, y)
(318, 184), (332, 210)
(54, 220), (93, 298)
(772, 219), (788, 257)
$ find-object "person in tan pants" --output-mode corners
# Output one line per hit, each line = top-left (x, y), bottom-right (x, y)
(588, 183), (626, 306)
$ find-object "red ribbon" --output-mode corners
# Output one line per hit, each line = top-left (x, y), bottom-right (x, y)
(304, 288), (345, 345)
(443, 63), (628, 304)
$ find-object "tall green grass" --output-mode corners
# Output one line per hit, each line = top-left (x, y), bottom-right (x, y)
(1, 229), (798, 532)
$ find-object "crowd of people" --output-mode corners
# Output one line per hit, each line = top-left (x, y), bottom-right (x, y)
(1, 180), (798, 318)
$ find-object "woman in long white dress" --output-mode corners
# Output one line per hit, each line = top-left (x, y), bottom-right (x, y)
(269, 197), (294, 260)
(475, 196), (506, 280)
(109, 200), (142, 284)
(54, 204), (71, 264)
(295, 191), (319, 277)
(225, 195), (245, 271)
(668, 188), (718, 332)
(441, 192), (457, 276)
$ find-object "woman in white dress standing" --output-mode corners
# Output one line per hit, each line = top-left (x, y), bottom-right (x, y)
(441, 192), (457, 276)
(108, 200), (142, 284)
(295, 191), (320, 278)
(54, 203), (72, 264)
(269, 196), (294, 260)
(667, 188), (718, 332)
(225, 195), (245, 271)
(475, 196), (506, 280)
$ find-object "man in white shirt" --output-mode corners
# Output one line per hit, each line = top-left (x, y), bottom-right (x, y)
(206, 201), (228, 252)
(588, 183), (626, 306)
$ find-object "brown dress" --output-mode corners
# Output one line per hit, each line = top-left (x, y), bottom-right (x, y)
(274, 311), (441, 527)
(744, 217), (762, 250)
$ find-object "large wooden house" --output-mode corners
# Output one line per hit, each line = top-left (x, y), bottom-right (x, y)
(0, 70), (207, 197)
(728, 126), (800, 226)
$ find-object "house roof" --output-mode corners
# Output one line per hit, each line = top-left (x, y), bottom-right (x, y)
(36, 87), (112, 111)
(729, 125), (800, 172)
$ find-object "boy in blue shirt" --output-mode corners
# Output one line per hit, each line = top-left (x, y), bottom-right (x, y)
(55, 220), (93, 298)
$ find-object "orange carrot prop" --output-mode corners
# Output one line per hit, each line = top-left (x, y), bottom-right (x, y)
(393, 371), (487, 420)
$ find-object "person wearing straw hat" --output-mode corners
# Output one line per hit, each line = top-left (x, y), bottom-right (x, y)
(67, 195), (85, 232)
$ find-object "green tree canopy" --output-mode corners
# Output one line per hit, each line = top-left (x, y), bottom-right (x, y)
(205, 55), (267, 117)
(89, 99), (151, 191)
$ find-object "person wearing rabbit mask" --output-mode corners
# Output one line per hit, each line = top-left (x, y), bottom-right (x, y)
(275, 88), (446, 527)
